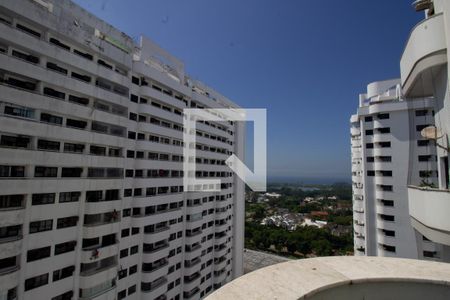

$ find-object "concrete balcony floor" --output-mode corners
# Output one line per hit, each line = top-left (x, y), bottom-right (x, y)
(206, 256), (450, 300)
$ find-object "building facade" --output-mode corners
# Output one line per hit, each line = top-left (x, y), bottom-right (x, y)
(0, 1), (244, 300)
(401, 0), (450, 260)
(351, 79), (443, 260)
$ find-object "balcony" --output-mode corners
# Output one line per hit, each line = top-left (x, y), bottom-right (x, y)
(400, 13), (446, 97)
(408, 185), (450, 245)
(206, 256), (450, 300)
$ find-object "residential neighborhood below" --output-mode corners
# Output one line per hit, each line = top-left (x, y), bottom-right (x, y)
(244, 183), (354, 261)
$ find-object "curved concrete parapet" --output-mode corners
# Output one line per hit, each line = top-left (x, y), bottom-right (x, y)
(408, 185), (450, 245)
(400, 13), (447, 97)
(206, 256), (450, 300)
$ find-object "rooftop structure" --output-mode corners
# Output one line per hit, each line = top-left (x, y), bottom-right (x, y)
(206, 256), (450, 300)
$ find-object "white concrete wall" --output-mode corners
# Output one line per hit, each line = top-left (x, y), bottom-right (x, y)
(0, 0), (244, 299)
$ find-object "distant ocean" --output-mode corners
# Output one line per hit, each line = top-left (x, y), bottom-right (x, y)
(267, 176), (351, 185)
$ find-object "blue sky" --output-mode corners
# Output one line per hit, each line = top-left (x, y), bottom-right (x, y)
(73, 0), (422, 182)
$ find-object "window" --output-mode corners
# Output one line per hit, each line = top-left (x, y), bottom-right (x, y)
(43, 87), (65, 100)
(380, 199), (394, 207)
(415, 109), (428, 116)
(105, 189), (120, 201)
(40, 113), (63, 125)
(32, 193), (55, 205)
(54, 241), (76, 255)
(27, 246), (51, 262)
(130, 245), (138, 255)
(59, 192), (81, 203)
(417, 140), (430, 147)
(364, 116), (372, 122)
(57, 216), (78, 229)
(51, 291), (74, 300)
(132, 77), (140, 85)
(91, 122), (108, 134)
(118, 290), (126, 300)
(61, 167), (82, 178)
(4, 76), (36, 91)
(122, 208), (131, 217)
(121, 228), (130, 237)
(124, 189), (132, 197)
(98, 59), (113, 69)
(378, 142), (391, 148)
(377, 127), (390, 134)
(382, 229), (395, 237)
(109, 148), (121, 157)
(49, 38), (70, 51)
(69, 94), (89, 106)
(423, 251), (438, 258)
(120, 249), (128, 258)
(53, 265), (75, 282)
(420, 170), (435, 178)
(378, 185), (393, 192)
(129, 265), (137, 274)
(366, 157), (374, 163)
(148, 152), (158, 160)
(90, 145), (106, 156)
(35, 166), (57, 177)
(365, 129), (373, 136)
(0, 194), (24, 209)
(366, 143), (373, 149)
(416, 124), (431, 132)
(29, 219), (53, 233)
(0, 135), (30, 148)
(0, 165), (25, 177)
(64, 143), (84, 153)
(4, 105), (34, 118)
(128, 131), (136, 139)
(378, 156), (392, 162)
(0, 225), (21, 240)
(118, 269), (127, 280)
(130, 94), (139, 103)
(381, 244), (396, 253)
(132, 227), (139, 235)
(379, 214), (395, 222)
(37, 139), (60, 151)
(73, 49), (93, 60)
(418, 155), (433, 162)
(16, 23), (41, 38)
(66, 119), (87, 129)
(129, 112), (137, 121)
(128, 285), (136, 295)
(0, 256), (17, 273)
(379, 170), (392, 177)
(24, 273), (49, 291)
(377, 113), (389, 119)
(47, 62), (68, 75)
(6, 288), (17, 300)
(71, 72), (91, 83)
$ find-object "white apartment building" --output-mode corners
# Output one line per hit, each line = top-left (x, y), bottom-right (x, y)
(401, 0), (450, 260)
(0, 1), (245, 300)
(351, 79), (442, 260)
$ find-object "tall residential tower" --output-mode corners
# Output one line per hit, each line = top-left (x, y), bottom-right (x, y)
(352, 0), (450, 263)
(0, 1), (245, 300)
(351, 80), (441, 260)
